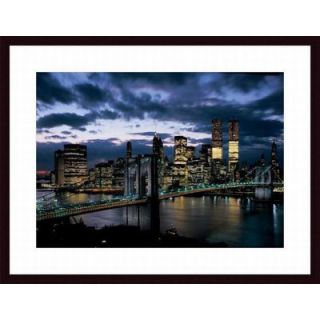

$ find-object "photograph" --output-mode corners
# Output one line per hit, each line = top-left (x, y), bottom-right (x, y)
(36, 72), (284, 248)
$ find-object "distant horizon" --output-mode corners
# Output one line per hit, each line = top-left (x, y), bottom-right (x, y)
(37, 72), (284, 170)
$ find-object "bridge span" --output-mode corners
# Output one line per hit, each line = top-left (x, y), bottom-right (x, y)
(37, 197), (148, 222)
(37, 181), (283, 222)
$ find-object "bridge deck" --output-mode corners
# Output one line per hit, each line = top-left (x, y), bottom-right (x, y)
(37, 182), (283, 221)
(37, 198), (147, 222)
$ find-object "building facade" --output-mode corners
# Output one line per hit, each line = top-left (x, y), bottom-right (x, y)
(54, 144), (88, 186)
(95, 161), (114, 188)
(211, 119), (223, 181)
(174, 136), (188, 165)
(228, 120), (239, 176)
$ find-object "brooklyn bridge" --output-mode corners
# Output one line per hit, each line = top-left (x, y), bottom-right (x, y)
(37, 153), (283, 222)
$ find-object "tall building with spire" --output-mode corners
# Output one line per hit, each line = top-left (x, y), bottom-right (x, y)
(211, 119), (223, 180)
(126, 141), (132, 159)
(228, 120), (239, 175)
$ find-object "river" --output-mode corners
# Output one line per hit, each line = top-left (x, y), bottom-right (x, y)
(37, 191), (283, 247)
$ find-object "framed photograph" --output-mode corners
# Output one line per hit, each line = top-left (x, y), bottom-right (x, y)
(0, 37), (318, 283)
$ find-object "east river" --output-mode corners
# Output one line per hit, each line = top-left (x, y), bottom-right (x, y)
(37, 191), (284, 247)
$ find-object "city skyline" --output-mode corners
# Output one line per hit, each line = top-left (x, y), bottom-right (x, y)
(36, 72), (284, 170)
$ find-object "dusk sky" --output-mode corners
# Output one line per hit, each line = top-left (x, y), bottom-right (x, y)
(36, 72), (284, 170)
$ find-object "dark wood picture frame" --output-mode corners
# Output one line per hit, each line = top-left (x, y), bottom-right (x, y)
(0, 36), (319, 284)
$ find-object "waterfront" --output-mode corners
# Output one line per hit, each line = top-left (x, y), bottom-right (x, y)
(37, 191), (283, 247)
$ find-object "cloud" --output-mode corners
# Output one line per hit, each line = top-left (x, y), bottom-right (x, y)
(44, 135), (68, 140)
(36, 72), (284, 170)
(74, 82), (114, 106)
(37, 108), (120, 131)
(37, 112), (96, 129)
(109, 72), (194, 87)
(37, 73), (75, 105)
(213, 73), (283, 93)
(131, 131), (172, 140)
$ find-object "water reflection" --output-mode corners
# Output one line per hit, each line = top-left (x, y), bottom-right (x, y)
(67, 194), (284, 247)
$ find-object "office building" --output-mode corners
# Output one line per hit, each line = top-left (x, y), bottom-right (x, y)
(63, 144), (88, 185)
(228, 120), (239, 174)
(174, 136), (188, 165)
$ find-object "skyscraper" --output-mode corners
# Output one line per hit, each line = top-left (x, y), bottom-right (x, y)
(63, 144), (88, 185)
(186, 146), (195, 160)
(211, 119), (223, 180)
(200, 144), (211, 164)
(126, 141), (132, 159)
(95, 160), (114, 188)
(174, 136), (188, 165)
(228, 120), (239, 174)
(211, 119), (223, 161)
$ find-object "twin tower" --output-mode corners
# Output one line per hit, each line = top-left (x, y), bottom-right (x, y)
(211, 119), (239, 174)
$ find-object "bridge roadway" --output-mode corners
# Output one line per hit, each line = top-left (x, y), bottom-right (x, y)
(37, 181), (283, 222)
(37, 198), (148, 222)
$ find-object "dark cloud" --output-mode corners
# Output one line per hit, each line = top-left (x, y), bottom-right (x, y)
(36, 72), (284, 169)
(37, 112), (96, 129)
(109, 72), (193, 87)
(37, 73), (75, 105)
(74, 83), (113, 105)
(213, 73), (283, 93)
(37, 109), (120, 130)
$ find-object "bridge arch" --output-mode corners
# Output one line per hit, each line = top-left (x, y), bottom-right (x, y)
(125, 154), (158, 198)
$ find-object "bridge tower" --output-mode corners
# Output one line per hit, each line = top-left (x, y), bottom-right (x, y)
(124, 154), (159, 199)
(124, 152), (160, 235)
(254, 158), (272, 200)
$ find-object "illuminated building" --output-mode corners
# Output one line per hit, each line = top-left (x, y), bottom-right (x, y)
(172, 164), (188, 186)
(211, 119), (223, 160)
(174, 136), (188, 165)
(113, 157), (125, 188)
(95, 160), (114, 188)
(173, 136), (188, 186)
(187, 159), (211, 185)
(88, 168), (96, 184)
(63, 144), (88, 185)
(211, 119), (223, 181)
(228, 120), (239, 175)
(163, 162), (173, 190)
(54, 149), (65, 186)
(199, 144), (211, 164)
(186, 146), (195, 160)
